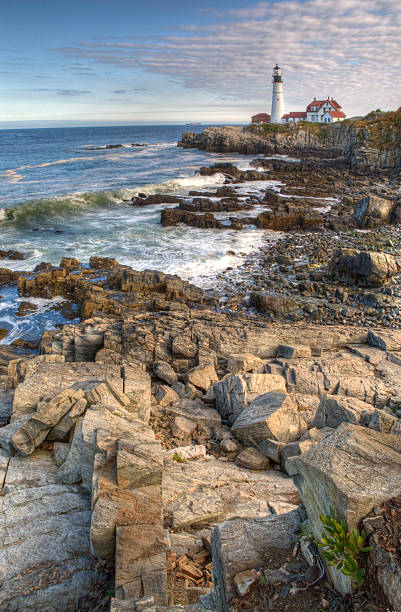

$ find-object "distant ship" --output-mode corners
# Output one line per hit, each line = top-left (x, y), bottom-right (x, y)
(186, 122), (202, 125)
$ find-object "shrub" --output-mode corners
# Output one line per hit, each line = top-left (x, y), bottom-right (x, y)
(317, 508), (371, 587)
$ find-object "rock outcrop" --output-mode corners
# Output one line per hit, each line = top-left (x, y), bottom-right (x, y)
(18, 260), (212, 321)
(3, 249), (401, 610)
(179, 108), (401, 172)
(328, 248), (401, 287)
(353, 194), (398, 227)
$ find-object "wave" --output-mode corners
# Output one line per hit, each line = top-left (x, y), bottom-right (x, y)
(0, 190), (122, 229)
(0, 173), (226, 229)
(123, 173), (225, 198)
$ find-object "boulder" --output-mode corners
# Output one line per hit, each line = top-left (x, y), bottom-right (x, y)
(232, 391), (301, 445)
(313, 395), (375, 429)
(172, 335), (197, 359)
(226, 353), (265, 374)
(121, 366), (152, 422)
(172, 416), (197, 438)
(11, 389), (86, 456)
(353, 194), (395, 227)
(57, 404), (155, 492)
(11, 360), (124, 418)
(287, 423), (401, 594)
(214, 373), (286, 424)
(47, 396), (87, 441)
(0, 249), (26, 260)
(314, 395), (401, 435)
(258, 438), (285, 463)
(154, 385), (179, 408)
(161, 208), (223, 229)
(250, 292), (299, 315)
(115, 525), (168, 604)
(185, 363), (218, 393)
(276, 344), (312, 359)
(220, 438), (240, 454)
(368, 329), (401, 351)
(152, 361), (177, 385)
(0, 415), (30, 455)
(165, 399), (221, 429)
(89, 256), (118, 269)
(280, 439), (314, 472)
(236, 447), (269, 470)
(211, 508), (305, 609)
(328, 248), (401, 287)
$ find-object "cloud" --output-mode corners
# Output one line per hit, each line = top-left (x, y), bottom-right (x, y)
(32, 88), (90, 96)
(54, 0), (401, 115)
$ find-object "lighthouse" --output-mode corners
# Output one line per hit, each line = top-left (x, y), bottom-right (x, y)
(270, 64), (284, 124)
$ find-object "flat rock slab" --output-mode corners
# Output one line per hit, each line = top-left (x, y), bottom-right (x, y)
(287, 351), (395, 407)
(0, 450), (98, 610)
(163, 457), (300, 530)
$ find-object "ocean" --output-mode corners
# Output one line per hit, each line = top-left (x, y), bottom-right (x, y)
(0, 124), (278, 344)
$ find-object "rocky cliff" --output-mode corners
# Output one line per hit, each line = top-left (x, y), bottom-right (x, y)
(179, 108), (401, 172)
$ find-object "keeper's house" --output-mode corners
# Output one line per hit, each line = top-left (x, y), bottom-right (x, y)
(282, 97), (346, 123)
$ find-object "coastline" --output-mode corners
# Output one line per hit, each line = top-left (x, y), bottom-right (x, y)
(0, 120), (400, 611)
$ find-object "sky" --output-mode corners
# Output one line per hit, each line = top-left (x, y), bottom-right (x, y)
(1, 0), (400, 127)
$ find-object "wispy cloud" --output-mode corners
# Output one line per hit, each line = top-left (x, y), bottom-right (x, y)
(54, 0), (401, 114)
(32, 88), (90, 96)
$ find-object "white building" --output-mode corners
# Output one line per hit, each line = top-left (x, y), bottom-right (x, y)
(305, 97), (346, 122)
(270, 64), (284, 124)
(281, 97), (346, 123)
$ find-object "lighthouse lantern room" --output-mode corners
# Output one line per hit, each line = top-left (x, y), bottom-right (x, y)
(270, 64), (284, 124)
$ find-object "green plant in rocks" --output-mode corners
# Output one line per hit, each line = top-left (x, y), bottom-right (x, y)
(317, 508), (371, 587)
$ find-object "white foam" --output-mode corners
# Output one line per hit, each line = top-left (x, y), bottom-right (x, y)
(122, 172), (226, 198)
(164, 228), (268, 287)
(263, 154), (301, 162)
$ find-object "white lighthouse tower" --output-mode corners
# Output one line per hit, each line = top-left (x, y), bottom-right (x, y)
(270, 64), (284, 124)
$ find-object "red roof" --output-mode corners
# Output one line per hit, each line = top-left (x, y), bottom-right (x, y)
(252, 113), (270, 122)
(282, 111), (307, 119)
(327, 110), (346, 118)
(306, 100), (326, 112)
(306, 98), (342, 112)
